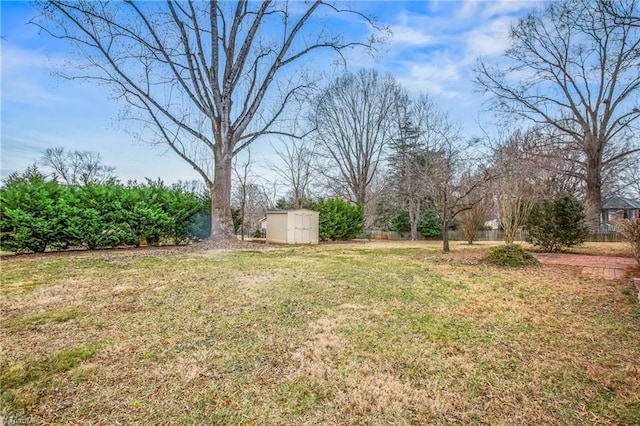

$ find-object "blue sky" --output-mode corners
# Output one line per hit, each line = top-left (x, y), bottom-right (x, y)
(0, 1), (542, 185)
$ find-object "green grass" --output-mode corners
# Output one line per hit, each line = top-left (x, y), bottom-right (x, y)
(3, 307), (84, 331)
(1, 343), (101, 411)
(1, 241), (638, 424)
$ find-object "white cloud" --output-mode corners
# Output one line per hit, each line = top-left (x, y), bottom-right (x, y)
(388, 24), (434, 47)
(482, 0), (542, 18)
(456, 0), (481, 20)
(396, 61), (466, 99)
(0, 42), (69, 72)
(0, 44), (69, 105)
(464, 16), (514, 59)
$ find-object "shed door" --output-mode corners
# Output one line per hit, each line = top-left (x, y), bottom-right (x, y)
(294, 212), (312, 243)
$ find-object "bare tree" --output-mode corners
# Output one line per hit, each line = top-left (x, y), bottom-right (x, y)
(498, 178), (537, 245)
(389, 95), (491, 250)
(41, 147), (115, 185)
(232, 149), (254, 241)
(234, 181), (269, 238)
(488, 126), (586, 200)
(259, 179), (281, 211)
(267, 136), (316, 209)
(476, 0), (640, 230)
(36, 1), (379, 239)
(423, 141), (491, 252)
(172, 179), (209, 198)
(313, 69), (405, 214)
(492, 131), (540, 244)
(603, 0), (640, 26)
(457, 187), (493, 245)
(616, 152), (640, 199)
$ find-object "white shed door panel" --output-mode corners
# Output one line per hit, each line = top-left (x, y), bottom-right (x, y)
(294, 213), (312, 243)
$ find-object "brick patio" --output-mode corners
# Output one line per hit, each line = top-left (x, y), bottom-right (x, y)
(535, 253), (638, 280)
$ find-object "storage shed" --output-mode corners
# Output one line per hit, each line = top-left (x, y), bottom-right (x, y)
(265, 209), (319, 245)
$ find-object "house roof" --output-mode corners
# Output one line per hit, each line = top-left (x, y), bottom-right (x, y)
(602, 195), (640, 210)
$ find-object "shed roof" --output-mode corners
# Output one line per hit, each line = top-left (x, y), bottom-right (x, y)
(266, 209), (318, 214)
(602, 195), (640, 210)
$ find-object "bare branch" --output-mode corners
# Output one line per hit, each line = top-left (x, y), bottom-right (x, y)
(475, 0), (640, 230)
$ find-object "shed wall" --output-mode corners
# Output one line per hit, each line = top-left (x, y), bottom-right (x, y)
(266, 213), (288, 244)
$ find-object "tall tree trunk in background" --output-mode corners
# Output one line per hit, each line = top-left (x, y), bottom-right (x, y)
(211, 146), (234, 238)
(585, 154), (603, 231)
(408, 199), (420, 241)
(442, 209), (450, 253)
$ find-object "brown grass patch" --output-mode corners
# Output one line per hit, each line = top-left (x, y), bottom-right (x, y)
(1, 241), (638, 424)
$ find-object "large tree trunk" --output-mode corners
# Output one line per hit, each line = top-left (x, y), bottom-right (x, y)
(442, 204), (450, 252)
(409, 199), (419, 241)
(210, 151), (235, 239)
(442, 218), (450, 252)
(585, 153), (603, 232)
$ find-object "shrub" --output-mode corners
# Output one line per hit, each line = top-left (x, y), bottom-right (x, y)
(389, 209), (442, 238)
(615, 218), (640, 264)
(118, 180), (200, 246)
(418, 210), (442, 238)
(0, 167), (66, 253)
(1, 170), (202, 252)
(389, 210), (410, 235)
(524, 194), (589, 252)
(67, 184), (134, 249)
(315, 198), (364, 241)
(161, 188), (201, 245)
(485, 244), (539, 267)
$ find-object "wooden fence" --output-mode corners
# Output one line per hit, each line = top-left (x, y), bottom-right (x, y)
(367, 229), (622, 243)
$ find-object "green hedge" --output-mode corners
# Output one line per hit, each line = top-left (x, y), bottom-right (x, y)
(1, 169), (201, 253)
(310, 198), (364, 241)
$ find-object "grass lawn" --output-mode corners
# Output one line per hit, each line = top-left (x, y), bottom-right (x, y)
(1, 241), (639, 425)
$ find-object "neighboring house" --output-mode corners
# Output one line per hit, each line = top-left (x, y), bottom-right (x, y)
(601, 195), (640, 230)
(483, 219), (500, 230)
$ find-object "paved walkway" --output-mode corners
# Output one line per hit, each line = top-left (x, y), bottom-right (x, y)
(535, 253), (638, 280)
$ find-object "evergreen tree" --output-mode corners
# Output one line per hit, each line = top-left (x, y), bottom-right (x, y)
(525, 194), (589, 252)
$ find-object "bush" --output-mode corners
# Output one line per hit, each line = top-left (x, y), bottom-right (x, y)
(0, 167), (66, 253)
(615, 218), (640, 264)
(485, 244), (539, 267)
(161, 188), (201, 245)
(314, 198), (364, 241)
(389, 209), (442, 238)
(389, 210), (410, 235)
(68, 184), (135, 249)
(418, 210), (442, 238)
(525, 195), (589, 252)
(0, 170), (202, 252)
